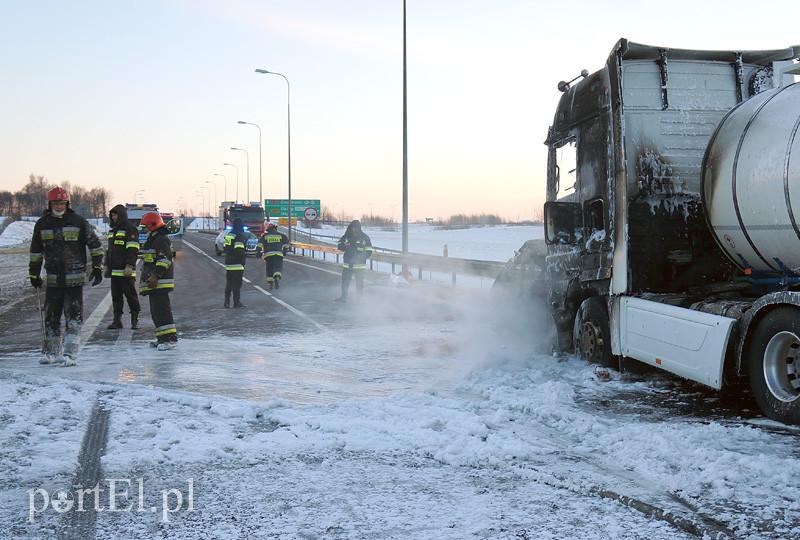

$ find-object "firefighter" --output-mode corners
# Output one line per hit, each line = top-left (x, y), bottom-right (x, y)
(139, 212), (178, 350)
(28, 187), (104, 366)
(257, 222), (288, 290)
(335, 219), (373, 302)
(105, 204), (141, 329)
(223, 218), (247, 308)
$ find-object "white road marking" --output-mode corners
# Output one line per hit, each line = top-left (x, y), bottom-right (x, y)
(80, 291), (112, 344)
(0, 293), (34, 316)
(183, 238), (325, 330)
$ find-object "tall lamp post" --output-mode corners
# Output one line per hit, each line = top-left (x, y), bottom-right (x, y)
(223, 162), (239, 202)
(213, 172), (227, 202)
(230, 147), (250, 203)
(237, 121), (263, 205)
(199, 186), (210, 224)
(205, 180), (217, 229)
(402, 0), (409, 259)
(255, 68), (292, 241)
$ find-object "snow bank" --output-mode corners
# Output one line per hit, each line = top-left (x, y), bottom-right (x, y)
(186, 217), (219, 230)
(0, 220), (36, 247)
(310, 223), (543, 262)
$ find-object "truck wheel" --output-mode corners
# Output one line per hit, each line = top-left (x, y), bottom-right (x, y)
(573, 297), (613, 367)
(747, 307), (800, 424)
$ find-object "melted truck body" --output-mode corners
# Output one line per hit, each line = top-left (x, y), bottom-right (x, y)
(543, 38), (800, 423)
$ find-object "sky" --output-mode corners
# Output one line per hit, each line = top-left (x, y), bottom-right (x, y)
(0, 0), (798, 220)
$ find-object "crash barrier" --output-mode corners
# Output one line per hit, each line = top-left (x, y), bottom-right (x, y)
(289, 240), (505, 287)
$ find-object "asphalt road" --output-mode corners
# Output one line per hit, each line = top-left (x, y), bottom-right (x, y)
(0, 231), (475, 403)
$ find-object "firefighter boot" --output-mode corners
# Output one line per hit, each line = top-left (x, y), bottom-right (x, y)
(130, 312), (139, 330)
(107, 315), (123, 330)
(274, 275), (280, 290)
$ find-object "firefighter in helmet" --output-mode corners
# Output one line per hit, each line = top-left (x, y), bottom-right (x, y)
(336, 219), (372, 302)
(105, 204), (141, 329)
(223, 218), (247, 308)
(28, 187), (104, 366)
(257, 222), (288, 290)
(139, 212), (178, 350)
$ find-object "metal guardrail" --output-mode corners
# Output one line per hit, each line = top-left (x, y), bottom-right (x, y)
(290, 240), (505, 285)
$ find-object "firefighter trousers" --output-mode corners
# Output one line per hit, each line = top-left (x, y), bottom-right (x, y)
(225, 270), (244, 304)
(148, 290), (177, 343)
(111, 276), (140, 317)
(265, 256), (283, 283)
(341, 267), (364, 298)
(44, 286), (83, 357)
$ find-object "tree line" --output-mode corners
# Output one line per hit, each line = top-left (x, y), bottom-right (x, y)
(0, 175), (111, 218)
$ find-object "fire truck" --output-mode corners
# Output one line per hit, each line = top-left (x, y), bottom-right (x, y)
(219, 202), (266, 236)
(125, 203), (184, 252)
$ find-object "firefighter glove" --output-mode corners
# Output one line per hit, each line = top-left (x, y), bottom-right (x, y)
(123, 264), (135, 277)
(30, 276), (43, 288)
(90, 267), (103, 286)
(147, 275), (158, 289)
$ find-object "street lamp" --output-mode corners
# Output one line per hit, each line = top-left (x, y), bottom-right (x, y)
(199, 186), (210, 225)
(255, 68), (292, 241)
(205, 180), (217, 229)
(402, 0), (409, 259)
(237, 121), (263, 205)
(223, 162), (239, 202)
(212, 172), (227, 202)
(230, 147), (250, 203)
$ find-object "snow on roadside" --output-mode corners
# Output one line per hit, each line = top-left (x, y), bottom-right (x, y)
(0, 221), (36, 248)
(186, 218), (219, 230)
(310, 223), (543, 262)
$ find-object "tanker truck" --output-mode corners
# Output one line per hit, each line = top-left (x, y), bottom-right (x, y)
(542, 38), (800, 423)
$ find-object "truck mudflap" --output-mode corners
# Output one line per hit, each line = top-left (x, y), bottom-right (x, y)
(736, 291), (800, 375)
(617, 296), (736, 389)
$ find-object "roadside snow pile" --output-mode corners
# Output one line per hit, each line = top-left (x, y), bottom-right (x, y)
(312, 223), (543, 261)
(0, 221), (35, 247)
(186, 217), (218, 230)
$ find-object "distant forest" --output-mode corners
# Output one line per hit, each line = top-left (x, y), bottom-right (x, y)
(0, 174), (111, 218)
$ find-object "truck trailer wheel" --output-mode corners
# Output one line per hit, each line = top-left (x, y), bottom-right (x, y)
(747, 307), (800, 424)
(573, 297), (613, 367)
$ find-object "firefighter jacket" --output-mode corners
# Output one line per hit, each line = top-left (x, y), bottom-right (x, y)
(29, 208), (104, 287)
(337, 231), (373, 269)
(257, 231), (288, 260)
(223, 231), (248, 271)
(139, 226), (174, 295)
(105, 204), (139, 277)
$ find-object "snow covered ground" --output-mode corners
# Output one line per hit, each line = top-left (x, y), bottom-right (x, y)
(2, 347), (798, 538)
(309, 223), (543, 262)
(0, 221), (36, 248)
(186, 217), (219, 230)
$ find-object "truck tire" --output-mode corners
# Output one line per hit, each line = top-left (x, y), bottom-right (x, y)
(573, 297), (613, 367)
(747, 307), (800, 424)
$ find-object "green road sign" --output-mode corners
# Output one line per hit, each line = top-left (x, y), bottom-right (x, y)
(264, 199), (321, 219)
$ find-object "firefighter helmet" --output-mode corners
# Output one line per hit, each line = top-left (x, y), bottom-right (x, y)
(141, 212), (165, 231)
(47, 187), (69, 202)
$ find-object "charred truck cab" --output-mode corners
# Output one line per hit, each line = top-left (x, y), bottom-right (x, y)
(544, 38), (800, 423)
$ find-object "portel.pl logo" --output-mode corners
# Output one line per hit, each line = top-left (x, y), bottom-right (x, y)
(28, 478), (194, 523)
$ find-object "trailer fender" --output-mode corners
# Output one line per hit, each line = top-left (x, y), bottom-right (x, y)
(736, 291), (800, 374)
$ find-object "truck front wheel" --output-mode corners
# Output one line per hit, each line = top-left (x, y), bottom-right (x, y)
(747, 307), (800, 424)
(573, 297), (613, 367)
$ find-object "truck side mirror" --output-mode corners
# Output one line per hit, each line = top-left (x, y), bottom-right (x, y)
(544, 201), (583, 245)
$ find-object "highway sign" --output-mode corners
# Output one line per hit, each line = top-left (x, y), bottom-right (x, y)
(264, 199), (320, 219)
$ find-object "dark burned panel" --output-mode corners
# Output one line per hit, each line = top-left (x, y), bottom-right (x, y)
(628, 149), (732, 293)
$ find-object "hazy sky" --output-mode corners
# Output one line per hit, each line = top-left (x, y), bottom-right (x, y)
(1, 0), (797, 219)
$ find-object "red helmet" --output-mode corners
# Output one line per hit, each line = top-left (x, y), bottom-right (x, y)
(47, 187), (69, 202)
(141, 212), (165, 231)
